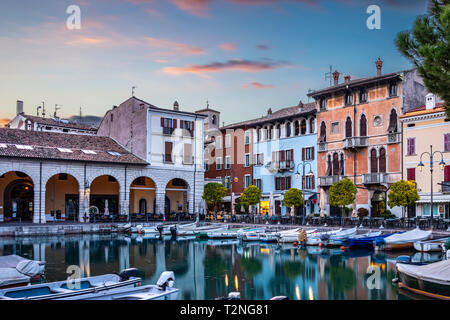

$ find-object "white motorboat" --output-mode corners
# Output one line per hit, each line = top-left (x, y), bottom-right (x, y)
(320, 227), (358, 247)
(414, 237), (449, 252)
(259, 232), (279, 242)
(177, 224), (225, 236)
(0, 268), (141, 300)
(277, 229), (319, 243)
(374, 228), (433, 251)
(137, 222), (196, 235)
(305, 229), (343, 246)
(240, 228), (267, 241)
(206, 227), (249, 239)
(0, 255), (45, 289)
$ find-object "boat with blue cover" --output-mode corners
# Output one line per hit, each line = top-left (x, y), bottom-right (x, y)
(345, 232), (393, 249)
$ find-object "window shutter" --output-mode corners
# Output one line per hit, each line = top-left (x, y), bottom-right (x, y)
(311, 147), (315, 160)
(272, 151), (276, 162)
(280, 151), (285, 161)
(280, 177), (286, 190)
(407, 168), (415, 181)
(180, 120), (184, 129)
(445, 134), (450, 152)
(302, 176), (305, 189)
(302, 148), (305, 161)
(161, 117), (165, 127)
(444, 166), (450, 182)
(173, 119), (177, 129)
(261, 153), (264, 164)
(192, 121), (195, 131)
(290, 149), (294, 161)
(312, 175), (315, 189)
(412, 138), (415, 155)
(275, 177), (278, 190)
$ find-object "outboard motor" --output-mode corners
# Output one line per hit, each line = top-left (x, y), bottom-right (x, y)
(118, 268), (140, 282)
(157, 225), (164, 237)
(157, 271), (175, 291)
(170, 226), (177, 238)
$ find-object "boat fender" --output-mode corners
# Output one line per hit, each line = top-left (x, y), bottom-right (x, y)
(396, 256), (411, 265)
(340, 246), (345, 251)
(16, 260), (41, 277)
(157, 271), (175, 291)
(118, 268), (140, 281)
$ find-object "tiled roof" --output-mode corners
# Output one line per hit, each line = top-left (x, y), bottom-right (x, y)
(20, 115), (98, 131)
(400, 102), (446, 118)
(221, 102), (316, 130)
(0, 128), (147, 165)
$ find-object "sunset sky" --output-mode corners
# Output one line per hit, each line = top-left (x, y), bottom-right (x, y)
(0, 0), (428, 126)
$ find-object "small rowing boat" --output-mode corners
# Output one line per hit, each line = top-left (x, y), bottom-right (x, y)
(320, 227), (358, 247)
(0, 255), (45, 289)
(414, 237), (449, 252)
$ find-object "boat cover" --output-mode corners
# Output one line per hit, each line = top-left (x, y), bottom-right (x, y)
(16, 260), (42, 277)
(384, 228), (432, 244)
(0, 268), (30, 288)
(397, 259), (450, 286)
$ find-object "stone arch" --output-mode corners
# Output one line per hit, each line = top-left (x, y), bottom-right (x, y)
(165, 178), (190, 214)
(1, 171), (35, 222)
(359, 113), (368, 137)
(388, 107), (399, 133)
(45, 173), (81, 221)
(86, 168), (122, 189)
(129, 176), (157, 214)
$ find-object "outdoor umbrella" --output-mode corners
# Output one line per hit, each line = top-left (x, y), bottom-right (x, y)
(269, 192), (274, 217)
(290, 205), (295, 217)
(104, 200), (110, 216)
(231, 192), (235, 215)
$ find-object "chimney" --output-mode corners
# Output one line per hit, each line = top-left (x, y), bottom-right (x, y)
(173, 101), (179, 111)
(344, 75), (351, 83)
(267, 108), (272, 117)
(16, 100), (24, 115)
(333, 70), (340, 86)
(426, 93), (436, 110)
(376, 57), (383, 77)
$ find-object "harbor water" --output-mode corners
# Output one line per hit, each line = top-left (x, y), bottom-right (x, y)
(0, 234), (444, 300)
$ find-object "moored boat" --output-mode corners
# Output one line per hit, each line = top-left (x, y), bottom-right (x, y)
(320, 227), (358, 247)
(414, 237), (449, 252)
(374, 228), (432, 251)
(0, 255), (45, 289)
(345, 232), (392, 249)
(396, 259), (450, 300)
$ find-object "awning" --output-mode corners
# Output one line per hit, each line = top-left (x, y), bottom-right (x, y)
(222, 195), (240, 202)
(416, 194), (450, 203)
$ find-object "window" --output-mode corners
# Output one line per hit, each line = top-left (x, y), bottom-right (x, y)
(320, 98), (327, 111)
(332, 153), (340, 175)
(389, 82), (398, 97)
(254, 179), (262, 190)
(225, 156), (231, 169)
(215, 135), (222, 149)
(268, 126), (273, 140)
(82, 150), (96, 155)
(294, 121), (300, 136)
(331, 122), (340, 134)
(244, 175), (251, 188)
(57, 148), (73, 153)
(255, 153), (264, 166)
(407, 138), (416, 156)
(345, 117), (352, 138)
(302, 147), (315, 161)
(224, 176), (231, 189)
(379, 148), (386, 173)
(309, 118), (315, 134)
(285, 149), (293, 161)
(275, 177), (290, 191)
(161, 117), (175, 135)
(286, 122), (291, 137)
(216, 157), (222, 170)
(107, 151), (121, 156)
(211, 115), (216, 125)
(407, 168), (416, 181)
(319, 122), (327, 142)
(360, 88), (368, 103)
(444, 134), (450, 152)
(345, 92), (353, 106)
(204, 162), (210, 171)
(444, 166), (450, 182)
(285, 176), (291, 189)
(370, 149), (378, 173)
(275, 177), (281, 190)
(303, 175), (315, 190)
(388, 109), (398, 133)
(244, 131), (250, 145)
(244, 154), (250, 167)
(225, 134), (231, 148)
(164, 142), (173, 163)
(300, 119), (307, 135)
(184, 143), (192, 164)
(360, 114), (367, 137)
(58, 173), (68, 181)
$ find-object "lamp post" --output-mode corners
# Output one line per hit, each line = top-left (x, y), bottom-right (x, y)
(295, 161), (314, 225)
(417, 145), (446, 229)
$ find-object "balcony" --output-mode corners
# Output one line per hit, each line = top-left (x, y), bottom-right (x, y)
(442, 181), (450, 193)
(318, 175), (344, 187)
(318, 142), (327, 152)
(343, 137), (368, 149)
(163, 127), (174, 135)
(387, 132), (400, 144)
(363, 173), (387, 184)
(278, 160), (294, 172)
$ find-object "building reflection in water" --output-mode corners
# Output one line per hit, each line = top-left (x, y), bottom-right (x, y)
(0, 235), (409, 300)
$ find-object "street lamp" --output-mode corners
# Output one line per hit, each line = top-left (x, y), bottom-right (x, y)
(295, 161), (314, 225)
(417, 145), (446, 229)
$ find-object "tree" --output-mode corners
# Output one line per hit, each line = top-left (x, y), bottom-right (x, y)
(283, 188), (303, 215)
(329, 178), (357, 220)
(239, 185), (261, 213)
(202, 183), (227, 212)
(387, 180), (420, 216)
(396, 0), (450, 117)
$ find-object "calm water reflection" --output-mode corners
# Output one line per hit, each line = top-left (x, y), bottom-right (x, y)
(0, 234), (443, 300)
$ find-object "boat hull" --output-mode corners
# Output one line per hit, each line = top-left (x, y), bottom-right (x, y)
(398, 272), (450, 300)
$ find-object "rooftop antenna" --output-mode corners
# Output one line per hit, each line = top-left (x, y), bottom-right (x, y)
(132, 86), (137, 97)
(325, 65), (333, 87)
(36, 105), (42, 117)
(79, 107), (83, 124)
(42, 102), (46, 117)
(206, 100), (210, 109)
(54, 104), (61, 119)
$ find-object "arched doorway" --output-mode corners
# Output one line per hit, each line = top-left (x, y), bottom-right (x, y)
(129, 177), (156, 215)
(371, 191), (385, 218)
(0, 172), (34, 222)
(45, 173), (80, 222)
(90, 175), (119, 217)
(165, 179), (189, 216)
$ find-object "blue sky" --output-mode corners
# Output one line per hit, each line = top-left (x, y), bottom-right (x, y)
(0, 0), (428, 126)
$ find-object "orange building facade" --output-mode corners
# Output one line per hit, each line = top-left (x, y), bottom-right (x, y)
(309, 60), (427, 218)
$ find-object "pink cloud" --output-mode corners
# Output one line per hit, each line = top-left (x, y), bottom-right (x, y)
(168, 0), (211, 17)
(144, 37), (206, 56)
(163, 59), (290, 76)
(220, 42), (237, 51)
(242, 82), (274, 89)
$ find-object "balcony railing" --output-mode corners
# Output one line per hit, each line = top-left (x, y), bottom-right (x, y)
(318, 142), (327, 152)
(363, 173), (387, 184)
(387, 132), (400, 144)
(343, 137), (368, 149)
(318, 175), (344, 187)
(278, 160), (294, 172)
(442, 181), (450, 193)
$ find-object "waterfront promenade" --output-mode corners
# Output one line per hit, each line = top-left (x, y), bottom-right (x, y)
(1, 221), (449, 238)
